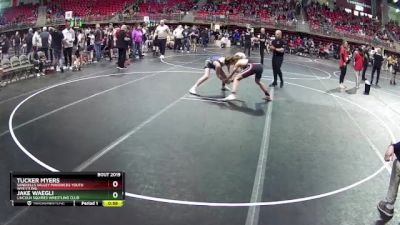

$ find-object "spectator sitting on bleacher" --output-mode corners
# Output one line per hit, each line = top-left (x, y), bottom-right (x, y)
(28, 46), (45, 77)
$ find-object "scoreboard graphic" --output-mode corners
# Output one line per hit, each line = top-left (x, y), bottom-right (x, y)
(10, 172), (125, 207)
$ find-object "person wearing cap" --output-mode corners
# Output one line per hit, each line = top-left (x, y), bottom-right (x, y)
(378, 142), (400, 217)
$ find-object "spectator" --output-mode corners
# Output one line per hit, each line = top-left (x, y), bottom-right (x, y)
(173, 25), (183, 52)
(155, 20), (170, 59)
(25, 28), (34, 54)
(200, 27), (209, 50)
(32, 29), (42, 50)
(190, 25), (199, 52)
(40, 27), (51, 60)
(62, 22), (75, 70)
(371, 48), (383, 86)
(13, 31), (21, 57)
(339, 40), (349, 89)
(94, 24), (102, 63)
(353, 47), (363, 89)
(182, 25), (190, 53)
(1, 35), (10, 59)
(116, 25), (130, 69)
(49, 26), (64, 73)
(378, 142), (400, 218)
(391, 56), (399, 85)
(28, 46), (44, 77)
(132, 24), (143, 59)
(361, 46), (369, 81)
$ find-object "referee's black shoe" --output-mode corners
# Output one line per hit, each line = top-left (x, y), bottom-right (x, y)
(269, 83), (277, 87)
(280, 82), (284, 88)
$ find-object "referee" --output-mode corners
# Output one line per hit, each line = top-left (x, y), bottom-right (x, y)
(259, 28), (267, 65)
(244, 28), (252, 57)
(269, 30), (285, 88)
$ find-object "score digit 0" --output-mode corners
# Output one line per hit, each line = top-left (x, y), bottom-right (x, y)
(113, 192), (118, 198)
(112, 181), (118, 188)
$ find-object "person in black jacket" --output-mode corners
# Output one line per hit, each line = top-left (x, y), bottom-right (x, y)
(1, 35), (10, 59)
(244, 28), (252, 57)
(371, 48), (383, 86)
(116, 25), (131, 69)
(361, 46), (369, 81)
(26, 28), (34, 54)
(49, 26), (64, 72)
(377, 141), (400, 217)
(259, 28), (267, 64)
(13, 31), (21, 57)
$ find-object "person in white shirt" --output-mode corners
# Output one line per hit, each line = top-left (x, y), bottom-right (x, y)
(62, 23), (75, 70)
(154, 20), (170, 59)
(32, 29), (42, 49)
(173, 25), (183, 52)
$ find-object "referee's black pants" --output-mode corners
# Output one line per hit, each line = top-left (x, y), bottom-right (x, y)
(362, 63), (368, 80)
(118, 48), (126, 68)
(158, 39), (167, 56)
(260, 44), (265, 64)
(244, 44), (251, 57)
(272, 56), (283, 84)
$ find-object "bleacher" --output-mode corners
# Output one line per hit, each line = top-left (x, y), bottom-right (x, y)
(0, 4), (38, 25)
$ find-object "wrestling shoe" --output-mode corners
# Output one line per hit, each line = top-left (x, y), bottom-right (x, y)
(263, 96), (272, 101)
(189, 86), (197, 95)
(223, 94), (236, 101)
(377, 201), (394, 217)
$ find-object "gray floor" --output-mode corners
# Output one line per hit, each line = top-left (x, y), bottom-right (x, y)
(0, 48), (400, 225)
